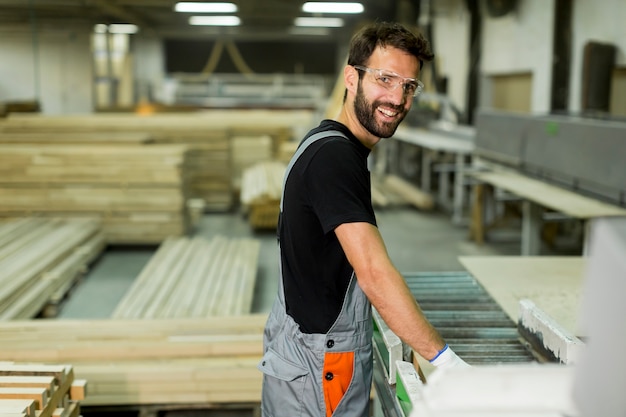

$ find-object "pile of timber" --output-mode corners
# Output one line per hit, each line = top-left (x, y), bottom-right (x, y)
(0, 144), (194, 244)
(0, 317), (266, 406)
(240, 161), (286, 230)
(112, 235), (260, 319)
(0, 218), (103, 320)
(0, 362), (86, 416)
(0, 111), (310, 210)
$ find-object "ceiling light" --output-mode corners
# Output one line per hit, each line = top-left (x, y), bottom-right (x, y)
(288, 27), (331, 36)
(302, 2), (364, 14)
(175, 2), (238, 13)
(108, 24), (139, 34)
(189, 15), (241, 26)
(295, 17), (344, 27)
(93, 23), (139, 34)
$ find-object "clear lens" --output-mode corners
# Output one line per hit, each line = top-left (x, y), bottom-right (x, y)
(353, 65), (422, 97)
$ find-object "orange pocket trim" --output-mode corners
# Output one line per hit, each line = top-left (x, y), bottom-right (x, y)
(323, 351), (355, 417)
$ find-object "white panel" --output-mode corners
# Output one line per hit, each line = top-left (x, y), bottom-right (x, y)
(481, 0), (555, 113)
(0, 34), (38, 102)
(0, 28), (92, 114)
(432, 0), (471, 115)
(573, 217), (626, 417)
(133, 35), (166, 102)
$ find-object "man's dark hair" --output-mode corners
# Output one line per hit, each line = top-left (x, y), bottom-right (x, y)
(347, 21), (434, 69)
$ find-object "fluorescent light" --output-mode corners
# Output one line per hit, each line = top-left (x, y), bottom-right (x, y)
(189, 15), (241, 26)
(108, 24), (139, 34)
(295, 17), (344, 27)
(93, 23), (139, 34)
(302, 2), (364, 14)
(175, 2), (238, 13)
(288, 27), (331, 36)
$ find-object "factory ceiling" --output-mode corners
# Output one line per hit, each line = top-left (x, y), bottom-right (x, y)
(0, 0), (412, 42)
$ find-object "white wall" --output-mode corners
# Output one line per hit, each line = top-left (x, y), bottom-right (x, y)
(133, 35), (166, 103)
(480, 0), (555, 113)
(432, 0), (471, 115)
(569, 0), (626, 112)
(0, 27), (93, 114)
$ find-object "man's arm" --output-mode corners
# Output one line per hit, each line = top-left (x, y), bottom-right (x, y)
(334, 221), (444, 360)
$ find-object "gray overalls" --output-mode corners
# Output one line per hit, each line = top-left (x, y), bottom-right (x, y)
(257, 131), (374, 417)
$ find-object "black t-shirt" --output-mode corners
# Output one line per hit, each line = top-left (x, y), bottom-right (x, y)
(279, 120), (377, 334)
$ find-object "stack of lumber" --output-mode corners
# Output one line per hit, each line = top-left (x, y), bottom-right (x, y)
(0, 362), (86, 417)
(150, 130), (232, 211)
(0, 317), (266, 406)
(240, 161), (286, 229)
(112, 235), (260, 319)
(0, 218), (103, 320)
(0, 144), (193, 244)
(0, 111), (314, 211)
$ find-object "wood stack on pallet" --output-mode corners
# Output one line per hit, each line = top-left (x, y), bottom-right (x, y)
(240, 161), (286, 229)
(0, 362), (86, 417)
(0, 218), (104, 320)
(0, 317), (266, 406)
(112, 235), (260, 319)
(0, 143), (194, 244)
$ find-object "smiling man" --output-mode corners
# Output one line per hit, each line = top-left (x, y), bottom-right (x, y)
(258, 21), (469, 417)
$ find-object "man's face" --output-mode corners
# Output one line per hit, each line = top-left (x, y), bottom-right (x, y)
(352, 46), (420, 139)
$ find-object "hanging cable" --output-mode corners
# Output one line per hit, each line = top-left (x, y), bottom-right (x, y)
(201, 39), (224, 75)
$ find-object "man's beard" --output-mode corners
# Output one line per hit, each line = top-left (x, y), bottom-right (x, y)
(354, 82), (408, 139)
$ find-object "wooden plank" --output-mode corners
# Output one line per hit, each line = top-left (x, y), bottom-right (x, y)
(0, 389), (47, 410)
(0, 377), (55, 391)
(470, 169), (626, 218)
(0, 399), (35, 416)
(384, 175), (434, 210)
(68, 381), (86, 402)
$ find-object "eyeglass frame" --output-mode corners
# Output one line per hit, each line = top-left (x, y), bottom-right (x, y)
(352, 65), (424, 97)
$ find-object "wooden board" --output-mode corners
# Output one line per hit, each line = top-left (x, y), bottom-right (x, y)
(458, 256), (586, 337)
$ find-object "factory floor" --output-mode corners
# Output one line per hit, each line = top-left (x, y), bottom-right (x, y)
(58, 205), (525, 319)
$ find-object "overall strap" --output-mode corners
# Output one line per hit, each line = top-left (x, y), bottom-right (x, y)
(280, 130), (347, 212)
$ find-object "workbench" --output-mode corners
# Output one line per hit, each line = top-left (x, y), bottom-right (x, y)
(468, 165), (626, 255)
(390, 125), (475, 225)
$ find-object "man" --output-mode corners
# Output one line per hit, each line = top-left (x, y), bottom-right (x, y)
(258, 21), (468, 417)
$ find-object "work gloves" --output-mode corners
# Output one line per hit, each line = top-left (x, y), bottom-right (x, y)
(429, 344), (471, 369)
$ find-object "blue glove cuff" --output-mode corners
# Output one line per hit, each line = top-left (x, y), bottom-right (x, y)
(429, 344), (449, 363)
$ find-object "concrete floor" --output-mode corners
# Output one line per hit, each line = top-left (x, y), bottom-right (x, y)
(59, 205), (521, 319)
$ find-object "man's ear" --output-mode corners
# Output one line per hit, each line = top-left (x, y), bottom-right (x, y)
(344, 65), (358, 95)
